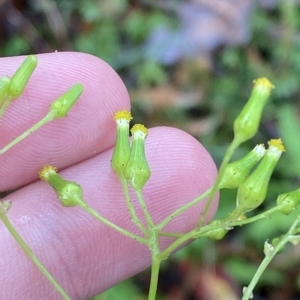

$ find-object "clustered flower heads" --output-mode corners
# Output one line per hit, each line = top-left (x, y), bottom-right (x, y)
(111, 110), (151, 190)
(234, 139), (285, 216)
(0, 55), (37, 118)
(219, 143), (266, 189)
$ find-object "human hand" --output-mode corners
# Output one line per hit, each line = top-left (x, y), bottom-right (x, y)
(0, 52), (218, 299)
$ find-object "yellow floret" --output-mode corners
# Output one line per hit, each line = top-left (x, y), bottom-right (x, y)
(253, 77), (275, 91)
(131, 124), (148, 137)
(39, 165), (58, 181)
(268, 138), (285, 152)
(114, 110), (132, 122)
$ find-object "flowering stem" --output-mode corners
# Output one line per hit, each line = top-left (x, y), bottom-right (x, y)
(147, 228), (161, 300)
(157, 187), (212, 230)
(148, 254), (161, 300)
(0, 96), (12, 118)
(160, 203), (283, 259)
(136, 189), (155, 230)
(0, 114), (52, 155)
(121, 179), (149, 236)
(229, 206), (282, 225)
(77, 202), (148, 245)
(158, 231), (185, 238)
(197, 138), (240, 228)
(242, 215), (300, 300)
(0, 213), (71, 300)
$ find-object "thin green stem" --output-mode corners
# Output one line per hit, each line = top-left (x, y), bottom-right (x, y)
(197, 138), (240, 228)
(160, 229), (197, 259)
(121, 179), (148, 236)
(78, 203), (148, 245)
(158, 231), (185, 238)
(229, 206), (282, 226)
(0, 96), (12, 119)
(157, 187), (212, 230)
(148, 254), (161, 300)
(147, 228), (161, 300)
(161, 205), (283, 259)
(0, 214), (72, 300)
(136, 189), (155, 230)
(242, 215), (300, 300)
(0, 114), (52, 155)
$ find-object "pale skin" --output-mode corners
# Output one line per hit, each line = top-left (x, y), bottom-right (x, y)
(0, 52), (218, 299)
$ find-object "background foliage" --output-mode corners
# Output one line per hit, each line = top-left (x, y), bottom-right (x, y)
(1, 0), (300, 299)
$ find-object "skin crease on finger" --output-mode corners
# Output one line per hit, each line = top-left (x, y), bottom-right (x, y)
(0, 52), (218, 298)
(0, 126), (218, 300)
(0, 52), (130, 191)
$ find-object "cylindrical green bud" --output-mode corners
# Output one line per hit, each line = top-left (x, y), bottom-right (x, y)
(39, 165), (86, 207)
(234, 78), (274, 144)
(0, 76), (11, 105)
(219, 143), (265, 189)
(125, 124), (151, 190)
(48, 83), (83, 119)
(111, 110), (132, 179)
(236, 139), (285, 214)
(276, 188), (300, 215)
(8, 55), (38, 99)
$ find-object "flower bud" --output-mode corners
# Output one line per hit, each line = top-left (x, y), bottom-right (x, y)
(111, 110), (132, 179)
(234, 78), (274, 144)
(219, 144), (265, 189)
(235, 139), (285, 214)
(276, 188), (300, 215)
(8, 55), (38, 99)
(39, 165), (86, 207)
(48, 83), (83, 119)
(125, 124), (150, 190)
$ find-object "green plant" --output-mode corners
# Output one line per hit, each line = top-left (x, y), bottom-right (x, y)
(0, 56), (83, 300)
(1, 56), (300, 300)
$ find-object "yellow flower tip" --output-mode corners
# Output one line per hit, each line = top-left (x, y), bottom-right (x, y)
(114, 110), (132, 123)
(253, 77), (275, 91)
(39, 165), (58, 181)
(131, 124), (148, 137)
(268, 138), (285, 152)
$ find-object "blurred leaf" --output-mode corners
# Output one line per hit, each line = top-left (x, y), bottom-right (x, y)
(244, 206), (300, 247)
(2, 36), (30, 56)
(134, 61), (167, 87)
(91, 279), (144, 300)
(74, 22), (120, 63)
(225, 257), (285, 286)
(278, 105), (300, 178)
(79, 0), (101, 22)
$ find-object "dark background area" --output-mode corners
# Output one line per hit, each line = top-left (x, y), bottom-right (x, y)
(1, 0), (300, 299)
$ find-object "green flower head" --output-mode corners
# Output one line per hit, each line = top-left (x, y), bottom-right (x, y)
(111, 110), (132, 180)
(125, 124), (151, 191)
(234, 78), (274, 145)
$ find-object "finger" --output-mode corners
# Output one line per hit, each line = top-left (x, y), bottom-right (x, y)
(0, 127), (218, 300)
(0, 52), (130, 191)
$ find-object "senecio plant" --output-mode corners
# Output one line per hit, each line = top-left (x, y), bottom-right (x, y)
(1, 56), (300, 300)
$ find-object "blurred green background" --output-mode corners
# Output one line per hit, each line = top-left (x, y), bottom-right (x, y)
(1, 0), (300, 299)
